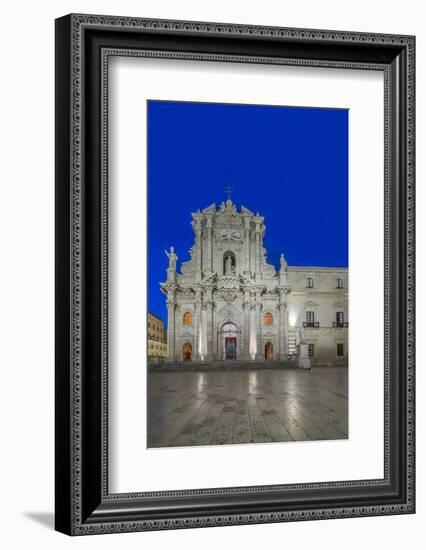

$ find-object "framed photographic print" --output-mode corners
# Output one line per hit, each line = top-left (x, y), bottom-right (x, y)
(55, 14), (415, 535)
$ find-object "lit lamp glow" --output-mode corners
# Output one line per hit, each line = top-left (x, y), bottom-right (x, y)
(288, 309), (297, 327)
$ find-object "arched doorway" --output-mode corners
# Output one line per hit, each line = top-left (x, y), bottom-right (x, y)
(220, 322), (239, 360)
(182, 342), (192, 361)
(265, 342), (273, 360)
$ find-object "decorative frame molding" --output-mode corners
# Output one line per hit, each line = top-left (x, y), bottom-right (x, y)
(55, 14), (415, 535)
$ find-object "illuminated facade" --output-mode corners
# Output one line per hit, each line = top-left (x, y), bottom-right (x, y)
(161, 199), (348, 364)
(147, 312), (167, 359)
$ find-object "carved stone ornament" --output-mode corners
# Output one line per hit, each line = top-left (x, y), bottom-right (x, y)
(220, 228), (241, 241)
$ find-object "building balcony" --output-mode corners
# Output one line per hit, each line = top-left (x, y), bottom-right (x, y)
(303, 321), (320, 328)
(332, 322), (349, 328)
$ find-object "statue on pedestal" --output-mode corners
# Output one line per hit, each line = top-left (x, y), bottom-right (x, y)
(165, 246), (178, 271)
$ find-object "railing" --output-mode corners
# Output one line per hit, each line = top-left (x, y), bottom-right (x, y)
(300, 322), (349, 328)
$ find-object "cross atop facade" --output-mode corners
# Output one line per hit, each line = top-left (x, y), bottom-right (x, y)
(224, 185), (234, 200)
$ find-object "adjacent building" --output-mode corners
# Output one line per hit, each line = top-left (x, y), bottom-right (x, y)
(160, 199), (348, 365)
(147, 312), (167, 360)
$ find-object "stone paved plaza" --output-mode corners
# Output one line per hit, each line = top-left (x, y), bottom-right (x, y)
(147, 367), (348, 448)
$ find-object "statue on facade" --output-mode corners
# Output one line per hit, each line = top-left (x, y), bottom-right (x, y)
(298, 326), (305, 344)
(165, 246), (178, 271)
(280, 253), (288, 271)
(224, 254), (236, 275)
(225, 254), (232, 274)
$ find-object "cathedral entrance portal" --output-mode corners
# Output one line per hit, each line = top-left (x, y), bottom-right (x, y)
(225, 337), (237, 360)
(220, 322), (239, 360)
(182, 342), (192, 361)
(265, 341), (273, 360)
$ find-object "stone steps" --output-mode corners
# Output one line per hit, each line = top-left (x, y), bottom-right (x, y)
(148, 360), (298, 372)
(148, 359), (348, 371)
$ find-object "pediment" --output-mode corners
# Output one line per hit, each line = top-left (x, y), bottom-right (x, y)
(215, 212), (242, 226)
(202, 203), (216, 214)
(241, 205), (254, 216)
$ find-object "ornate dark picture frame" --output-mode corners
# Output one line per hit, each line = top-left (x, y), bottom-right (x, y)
(55, 13), (415, 535)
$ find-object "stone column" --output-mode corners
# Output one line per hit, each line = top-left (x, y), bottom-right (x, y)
(252, 215), (264, 280)
(278, 288), (291, 361)
(255, 292), (264, 361)
(201, 305), (207, 359)
(242, 292), (251, 360)
(166, 298), (176, 362)
(243, 217), (251, 273)
(255, 231), (261, 274)
(205, 289), (214, 361)
(192, 215), (203, 280)
(205, 215), (213, 274)
(212, 302), (218, 360)
(193, 288), (202, 360)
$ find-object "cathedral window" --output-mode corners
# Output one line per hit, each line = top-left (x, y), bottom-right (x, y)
(263, 312), (273, 325)
(336, 278), (344, 288)
(183, 312), (193, 326)
(306, 277), (314, 288)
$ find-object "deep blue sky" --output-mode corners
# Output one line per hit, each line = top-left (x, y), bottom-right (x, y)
(148, 100), (348, 323)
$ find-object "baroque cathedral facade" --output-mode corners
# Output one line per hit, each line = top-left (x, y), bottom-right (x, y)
(160, 199), (348, 365)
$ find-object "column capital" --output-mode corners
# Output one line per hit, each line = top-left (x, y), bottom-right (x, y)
(279, 287), (292, 302)
(192, 214), (203, 226)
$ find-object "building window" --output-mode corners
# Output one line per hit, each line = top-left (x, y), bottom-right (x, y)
(306, 277), (314, 288)
(183, 312), (193, 326)
(306, 311), (315, 324)
(337, 343), (344, 356)
(336, 278), (344, 288)
(308, 343), (314, 357)
(263, 312), (273, 325)
(336, 311), (344, 325)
